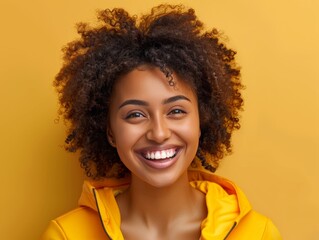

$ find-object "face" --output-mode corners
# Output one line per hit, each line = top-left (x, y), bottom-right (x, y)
(108, 66), (200, 188)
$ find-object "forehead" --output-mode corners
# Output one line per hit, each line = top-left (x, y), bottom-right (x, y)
(111, 66), (197, 101)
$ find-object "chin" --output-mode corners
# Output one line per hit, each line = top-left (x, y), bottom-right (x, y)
(139, 168), (188, 189)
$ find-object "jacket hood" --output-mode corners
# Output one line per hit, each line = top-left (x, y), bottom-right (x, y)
(78, 169), (252, 240)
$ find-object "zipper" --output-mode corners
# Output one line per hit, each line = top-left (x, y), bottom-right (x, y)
(93, 188), (113, 240)
(224, 222), (237, 240)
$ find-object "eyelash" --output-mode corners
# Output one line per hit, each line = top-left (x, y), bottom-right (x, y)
(168, 109), (186, 115)
(125, 112), (145, 119)
(124, 108), (186, 120)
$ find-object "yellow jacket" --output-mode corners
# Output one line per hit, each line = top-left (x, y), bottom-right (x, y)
(41, 170), (282, 239)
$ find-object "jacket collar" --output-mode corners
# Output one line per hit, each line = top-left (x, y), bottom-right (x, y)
(79, 169), (252, 240)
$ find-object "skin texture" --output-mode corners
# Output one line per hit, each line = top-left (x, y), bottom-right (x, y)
(108, 66), (207, 239)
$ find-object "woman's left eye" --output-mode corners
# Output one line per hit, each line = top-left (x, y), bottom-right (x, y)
(168, 109), (186, 115)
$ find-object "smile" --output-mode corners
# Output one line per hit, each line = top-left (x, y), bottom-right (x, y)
(143, 148), (177, 160)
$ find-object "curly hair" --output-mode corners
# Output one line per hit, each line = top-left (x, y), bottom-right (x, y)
(54, 4), (243, 179)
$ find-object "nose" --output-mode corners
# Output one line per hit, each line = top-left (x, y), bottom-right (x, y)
(146, 115), (171, 143)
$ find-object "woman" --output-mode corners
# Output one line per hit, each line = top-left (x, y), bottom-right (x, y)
(42, 4), (281, 239)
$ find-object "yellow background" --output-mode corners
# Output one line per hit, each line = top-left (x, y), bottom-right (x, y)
(0, 0), (318, 239)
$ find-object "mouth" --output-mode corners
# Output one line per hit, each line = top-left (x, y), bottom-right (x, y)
(142, 148), (178, 161)
(138, 147), (180, 169)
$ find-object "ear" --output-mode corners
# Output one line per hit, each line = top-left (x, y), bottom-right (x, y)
(106, 128), (116, 147)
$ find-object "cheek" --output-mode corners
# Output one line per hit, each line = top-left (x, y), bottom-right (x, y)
(112, 122), (145, 151)
(180, 124), (199, 138)
(176, 116), (200, 147)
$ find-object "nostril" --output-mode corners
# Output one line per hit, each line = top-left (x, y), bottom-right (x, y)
(146, 128), (171, 143)
(146, 119), (171, 143)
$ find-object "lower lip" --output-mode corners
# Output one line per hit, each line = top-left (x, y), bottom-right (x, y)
(140, 153), (179, 169)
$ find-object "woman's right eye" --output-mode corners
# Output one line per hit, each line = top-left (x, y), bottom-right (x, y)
(125, 112), (145, 119)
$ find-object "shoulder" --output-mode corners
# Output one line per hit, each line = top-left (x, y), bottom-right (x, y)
(228, 211), (282, 240)
(40, 207), (108, 240)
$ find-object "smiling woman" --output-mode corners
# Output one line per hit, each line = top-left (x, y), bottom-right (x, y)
(107, 66), (200, 189)
(41, 4), (281, 240)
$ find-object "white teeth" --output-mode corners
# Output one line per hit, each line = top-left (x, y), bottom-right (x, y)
(155, 152), (161, 159)
(144, 149), (176, 160)
(161, 151), (167, 159)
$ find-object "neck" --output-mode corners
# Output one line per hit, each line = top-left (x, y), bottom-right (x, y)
(117, 171), (205, 229)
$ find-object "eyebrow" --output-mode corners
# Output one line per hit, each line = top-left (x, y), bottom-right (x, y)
(162, 95), (191, 105)
(118, 95), (191, 109)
